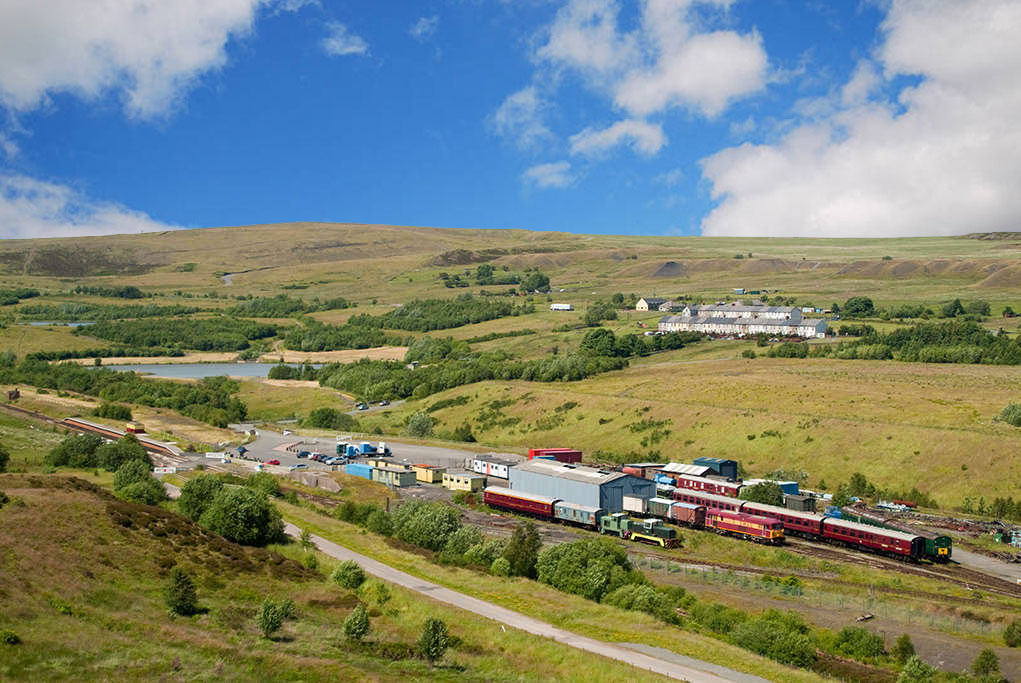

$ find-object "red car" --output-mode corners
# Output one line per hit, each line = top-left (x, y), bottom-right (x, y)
(266, 459), (280, 465)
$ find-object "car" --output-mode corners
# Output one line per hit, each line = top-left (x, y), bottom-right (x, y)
(288, 463), (309, 471)
(378, 400), (390, 406)
(356, 402), (369, 410)
(266, 459), (280, 466)
(325, 457), (344, 465)
(282, 430), (292, 436)
(297, 451), (310, 458)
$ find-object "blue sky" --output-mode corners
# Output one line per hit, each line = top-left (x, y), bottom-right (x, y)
(0, 0), (1018, 239)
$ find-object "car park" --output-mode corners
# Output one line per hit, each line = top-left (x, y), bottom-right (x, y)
(266, 459), (280, 466)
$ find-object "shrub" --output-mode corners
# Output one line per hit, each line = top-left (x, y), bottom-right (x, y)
(178, 474), (224, 521)
(198, 487), (284, 546)
(971, 648), (1000, 676)
(832, 626), (885, 659)
(0, 630), (19, 645)
(741, 349), (756, 359)
(46, 433), (103, 468)
(332, 561), (366, 589)
(729, 610), (816, 667)
(113, 459), (151, 491)
(451, 422), (476, 442)
(739, 481), (784, 506)
(343, 604), (370, 641)
(119, 477), (166, 505)
(442, 526), (484, 560)
(364, 509), (394, 536)
(303, 407), (359, 431)
(256, 598), (293, 639)
(246, 471), (280, 498)
(491, 557), (511, 576)
(502, 521), (541, 578)
(164, 568), (199, 616)
(897, 656), (938, 683)
(0, 443), (9, 473)
(464, 539), (504, 567)
(92, 403), (132, 421)
(95, 435), (148, 471)
(602, 584), (676, 623)
(405, 411), (435, 438)
(999, 403), (1021, 428)
(536, 538), (644, 602)
(689, 602), (746, 634)
(391, 501), (461, 551)
(418, 618), (449, 663)
(1005, 619), (1021, 647)
(892, 634), (915, 664)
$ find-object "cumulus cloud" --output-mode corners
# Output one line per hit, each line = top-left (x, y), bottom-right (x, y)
(536, 0), (767, 119)
(0, 174), (182, 239)
(322, 21), (369, 57)
(0, 0), (267, 119)
(489, 86), (554, 151)
(700, 0), (1021, 237)
(569, 119), (666, 157)
(522, 161), (574, 189)
(409, 16), (439, 42)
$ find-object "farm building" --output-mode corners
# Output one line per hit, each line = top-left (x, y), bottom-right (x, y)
(636, 297), (667, 311)
(693, 457), (739, 480)
(371, 465), (417, 488)
(508, 459), (655, 513)
(442, 471), (486, 492)
(550, 303), (574, 311)
(471, 455), (517, 480)
(410, 464), (445, 483)
(528, 447), (583, 463)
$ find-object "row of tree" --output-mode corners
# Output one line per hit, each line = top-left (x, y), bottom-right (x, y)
(78, 316), (278, 351)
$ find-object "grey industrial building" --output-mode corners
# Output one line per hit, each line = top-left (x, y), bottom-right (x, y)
(508, 459), (655, 513)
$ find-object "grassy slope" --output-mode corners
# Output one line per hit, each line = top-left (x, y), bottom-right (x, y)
(0, 474), (679, 682)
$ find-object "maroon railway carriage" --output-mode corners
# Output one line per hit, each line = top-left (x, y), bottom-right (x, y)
(821, 517), (924, 560)
(739, 501), (825, 538)
(483, 487), (558, 519)
(674, 474), (742, 497)
(671, 489), (743, 512)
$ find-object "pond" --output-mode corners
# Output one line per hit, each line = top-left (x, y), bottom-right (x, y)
(101, 363), (321, 379)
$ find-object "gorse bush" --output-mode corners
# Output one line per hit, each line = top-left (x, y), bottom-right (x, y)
(332, 561), (366, 589)
(343, 604), (370, 641)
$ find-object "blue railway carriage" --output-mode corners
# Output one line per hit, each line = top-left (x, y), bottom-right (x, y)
(553, 500), (603, 528)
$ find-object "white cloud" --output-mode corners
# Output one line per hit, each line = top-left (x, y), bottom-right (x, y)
(274, 0), (318, 12)
(700, 0), (1021, 237)
(0, 174), (182, 239)
(0, 0), (266, 119)
(489, 86), (553, 151)
(409, 16), (439, 42)
(654, 168), (684, 187)
(535, 0), (767, 119)
(569, 119), (666, 157)
(322, 21), (369, 57)
(522, 161), (574, 189)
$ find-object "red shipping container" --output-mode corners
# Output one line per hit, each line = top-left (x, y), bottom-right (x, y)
(528, 448), (583, 463)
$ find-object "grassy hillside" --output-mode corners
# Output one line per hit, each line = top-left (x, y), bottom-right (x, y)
(0, 474), (681, 681)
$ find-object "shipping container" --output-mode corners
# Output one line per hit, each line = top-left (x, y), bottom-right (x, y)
(345, 463), (373, 480)
(527, 448), (583, 463)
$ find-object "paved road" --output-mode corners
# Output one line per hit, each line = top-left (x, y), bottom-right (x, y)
(283, 521), (754, 683)
(951, 547), (1021, 586)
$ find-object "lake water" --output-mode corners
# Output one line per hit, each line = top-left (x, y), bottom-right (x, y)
(23, 321), (95, 327)
(103, 363), (321, 379)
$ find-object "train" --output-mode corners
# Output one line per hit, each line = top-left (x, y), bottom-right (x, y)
(483, 487), (784, 547)
(671, 489), (942, 562)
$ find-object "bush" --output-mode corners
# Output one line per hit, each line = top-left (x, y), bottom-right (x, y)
(119, 478), (167, 505)
(892, 633), (915, 663)
(536, 538), (644, 602)
(741, 349), (756, 359)
(689, 601), (746, 634)
(601, 584), (676, 623)
(999, 403), (1021, 428)
(164, 567), (198, 616)
(391, 501), (461, 551)
(832, 626), (885, 659)
(971, 648), (999, 676)
(92, 403), (132, 421)
(0, 443), (9, 473)
(303, 406), (359, 431)
(1005, 619), (1021, 647)
(256, 598), (293, 639)
(441, 526), (484, 560)
(113, 459), (151, 491)
(198, 487), (284, 546)
(418, 618), (449, 663)
(897, 656), (938, 683)
(178, 474), (224, 521)
(343, 604), (370, 641)
(490, 557), (511, 576)
(730, 610), (816, 667)
(246, 471), (280, 498)
(502, 521), (541, 578)
(95, 434), (148, 471)
(739, 481), (784, 506)
(405, 411), (435, 438)
(46, 433), (103, 468)
(332, 561), (366, 589)
(364, 509), (394, 536)
(464, 539), (504, 567)
(0, 629), (20, 645)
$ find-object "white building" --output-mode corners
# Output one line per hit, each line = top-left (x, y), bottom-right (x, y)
(636, 297), (667, 311)
(660, 301), (827, 338)
(550, 303), (573, 311)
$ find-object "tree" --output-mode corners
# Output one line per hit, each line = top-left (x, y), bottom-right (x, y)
(490, 557), (511, 576)
(391, 501), (461, 551)
(303, 407), (358, 431)
(418, 618), (449, 663)
(178, 474), (224, 521)
(475, 263), (494, 284)
(0, 443), (9, 473)
(164, 567), (198, 616)
(580, 328), (618, 356)
(843, 296), (875, 318)
(832, 626), (885, 659)
(119, 478), (167, 505)
(971, 648), (999, 676)
(941, 298), (966, 318)
(343, 604), (370, 641)
(198, 486), (284, 546)
(739, 482), (785, 506)
(584, 300), (618, 326)
(1005, 619), (1021, 647)
(46, 433), (103, 468)
(332, 560), (366, 589)
(95, 434), (148, 471)
(113, 458), (151, 492)
(405, 411), (435, 438)
(247, 471), (280, 498)
(897, 656), (938, 683)
(892, 634), (915, 664)
(256, 598), (289, 639)
(519, 271), (550, 293)
(502, 521), (541, 578)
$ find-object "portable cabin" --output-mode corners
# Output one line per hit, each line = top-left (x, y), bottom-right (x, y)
(411, 463), (445, 483)
(372, 464), (417, 488)
(442, 471), (486, 492)
(471, 455), (517, 480)
(344, 462), (373, 480)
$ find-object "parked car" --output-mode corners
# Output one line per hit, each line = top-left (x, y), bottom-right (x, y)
(356, 402), (369, 410)
(297, 451), (310, 458)
(282, 430), (292, 436)
(266, 459), (281, 466)
(378, 400), (390, 406)
(288, 463), (308, 471)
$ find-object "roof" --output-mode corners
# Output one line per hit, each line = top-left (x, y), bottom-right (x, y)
(640, 297), (667, 305)
(693, 457), (738, 465)
(823, 516), (920, 542)
(511, 459), (637, 486)
(623, 462), (666, 468)
(661, 315), (821, 329)
(485, 487), (558, 505)
(554, 500), (603, 514)
(660, 463), (712, 476)
(740, 500), (825, 520)
(473, 455), (518, 466)
(688, 303), (799, 314)
(445, 470), (485, 478)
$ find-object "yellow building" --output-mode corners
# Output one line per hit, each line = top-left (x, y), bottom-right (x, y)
(411, 464), (445, 483)
(442, 471), (486, 492)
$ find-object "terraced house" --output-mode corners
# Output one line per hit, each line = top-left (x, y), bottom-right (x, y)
(658, 301), (827, 338)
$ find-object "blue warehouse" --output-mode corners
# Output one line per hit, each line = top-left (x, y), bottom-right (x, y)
(508, 460), (655, 513)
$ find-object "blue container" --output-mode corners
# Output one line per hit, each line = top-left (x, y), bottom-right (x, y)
(775, 481), (799, 495)
(360, 441), (374, 454)
(345, 463), (373, 480)
(655, 473), (675, 485)
(824, 505), (842, 518)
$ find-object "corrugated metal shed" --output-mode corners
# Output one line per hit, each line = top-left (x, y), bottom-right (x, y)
(508, 459), (654, 513)
(660, 463), (712, 476)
